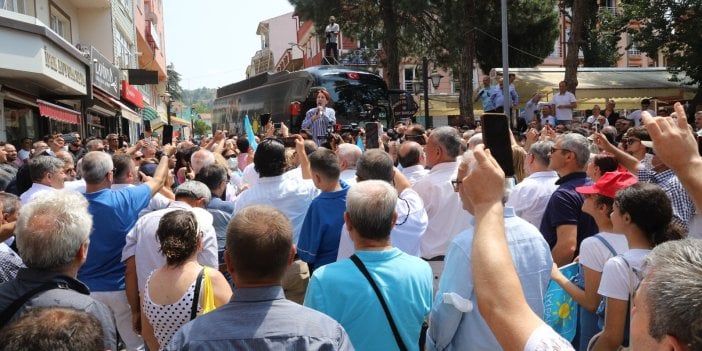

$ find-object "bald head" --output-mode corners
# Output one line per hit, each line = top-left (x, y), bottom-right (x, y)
(398, 141), (423, 168)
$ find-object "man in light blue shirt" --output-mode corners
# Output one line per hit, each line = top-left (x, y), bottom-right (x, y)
(305, 180), (433, 351)
(427, 150), (552, 351)
(490, 77), (519, 113)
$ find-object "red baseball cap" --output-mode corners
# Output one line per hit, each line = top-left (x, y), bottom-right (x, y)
(576, 171), (637, 199)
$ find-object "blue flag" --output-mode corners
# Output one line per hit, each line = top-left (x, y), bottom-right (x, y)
(543, 262), (579, 342)
(244, 115), (258, 151)
(356, 135), (365, 152)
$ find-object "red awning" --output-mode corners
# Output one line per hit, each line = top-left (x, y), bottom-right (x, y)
(37, 99), (80, 124)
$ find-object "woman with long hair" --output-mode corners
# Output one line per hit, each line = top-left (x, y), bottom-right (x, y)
(141, 210), (232, 350)
(590, 183), (684, 350)
(302, 89), (336, 146)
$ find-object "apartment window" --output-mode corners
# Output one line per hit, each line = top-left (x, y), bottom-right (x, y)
(115, 30), (133, 68)
(1, 0), (26, 13)
(404, 66), (424, 93)
(49, 3), (71, 41)
(627, 34), (641, 56)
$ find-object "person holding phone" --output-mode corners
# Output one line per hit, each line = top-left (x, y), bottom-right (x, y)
(302, 90), (336, 146)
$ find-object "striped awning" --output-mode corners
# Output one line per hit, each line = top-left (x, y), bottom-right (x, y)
(170, 116), (190, 126)
(141, 106), (167, 124)
(37, 100), (80, 124)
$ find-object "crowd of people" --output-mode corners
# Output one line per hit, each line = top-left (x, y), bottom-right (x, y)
(0, 95), (700, 351)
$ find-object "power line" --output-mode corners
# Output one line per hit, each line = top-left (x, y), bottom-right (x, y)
(473, 27), (549, 61)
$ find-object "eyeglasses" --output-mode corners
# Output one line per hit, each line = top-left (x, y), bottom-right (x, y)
(450, 179), (462, 192)
(622, 138), (640, 146)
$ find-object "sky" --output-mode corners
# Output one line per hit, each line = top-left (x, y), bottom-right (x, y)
(164, 0), (295, 90)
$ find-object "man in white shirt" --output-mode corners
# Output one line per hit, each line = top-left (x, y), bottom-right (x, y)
(324, 16), (340, 64)
(336, 143), (361, 187)
(398, 141), (428, 185)
(505, 141), (559, 228)
(233, 138), (319, 303)
(413, 126), (471, 290)
(626, 98), (655, 127)
(19, 155), (66, 205)
(552, 81), (577, 125)
(336, 149), (428, 259)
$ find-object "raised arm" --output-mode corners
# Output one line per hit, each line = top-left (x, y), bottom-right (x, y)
(462, 145), (545, 351)
(642, 104), (702, 211)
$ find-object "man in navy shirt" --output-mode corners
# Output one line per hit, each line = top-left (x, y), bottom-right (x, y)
(539, 133), (598, 266)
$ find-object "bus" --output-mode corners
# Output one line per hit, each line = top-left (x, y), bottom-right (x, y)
(212, 66), (408, 135)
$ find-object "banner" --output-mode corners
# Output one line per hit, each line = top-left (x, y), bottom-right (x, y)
(543, 262), (579, 341)
(244, 115), (258, 151)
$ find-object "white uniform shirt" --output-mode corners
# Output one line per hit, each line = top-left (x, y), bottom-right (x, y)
(505, 171), (559, 228)
(19, 183), (56, 206)
(337, 188), (428, 260)
(552, 92), (577, 121)
(413, 161), (472, 259)
(401, 165), (429, 185)
(121, 201), (219, 293)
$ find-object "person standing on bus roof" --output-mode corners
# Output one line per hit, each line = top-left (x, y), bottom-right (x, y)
(324, 16), (340, 64)
(302, 90), (336, 146)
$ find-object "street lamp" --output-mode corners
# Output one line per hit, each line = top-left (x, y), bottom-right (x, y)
(422, 56), (443, 129)
(161, 92), (173, 126)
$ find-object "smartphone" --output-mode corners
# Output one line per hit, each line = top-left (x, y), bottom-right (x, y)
(162, 125), (173, 146)
(365, 122), (380, 149)
(480, 113), (515, 177)
(259, 113), (271, 126)
(144, 120), (152, 132)
(281, 136), (297, 148)
(274, 122), (282, 129)
(596, 123), (603, 133)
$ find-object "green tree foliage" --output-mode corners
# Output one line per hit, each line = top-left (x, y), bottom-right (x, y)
(288, 0), (428, 89)
(182, 88), (217, 111)
(470, 0), (560, 74)
(621, 0), (701, 111)
(166, 63), (184, 102)
(581, 6), (624, 67)
(193, 119), (211, 138)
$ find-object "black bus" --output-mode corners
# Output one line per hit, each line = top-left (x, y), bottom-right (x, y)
(212, 66), (403, 135)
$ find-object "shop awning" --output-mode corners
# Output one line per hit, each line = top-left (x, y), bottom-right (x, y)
(169, 116), (190, 126)
(141, 106), (167, 124)
(107, 96), (142, 123)
(493, 67), (696, 109)
(37, 99), (80, 124)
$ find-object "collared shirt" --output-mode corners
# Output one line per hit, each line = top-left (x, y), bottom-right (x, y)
(337, 188), (428, 259)
(234, 175), (319, 244)
(19, 182), (56, 206)
(167, 286), (352, 351)
(78, 184), (152, 292)
(111, 183), (171, 216)
(427, 207), (553, 351)
(302, 107), (336, 145)
(305, 248), (432, 351)
(552, 91), (577, 121)
(121, 201), (219, 293)
(476, 86), (495, 112)
(490, 85), (519, 109)
(413, 161), (472, 259)
(539, 172), (598, 256)
(637, 168), (694, 232)
(339, 169), (357, 187)
(626, 109), (655, 127)
(0, 268), (117, 350)
(0, 243), (23, 284)
(401, 164), (429, 185)
(505, 171), (559, 228)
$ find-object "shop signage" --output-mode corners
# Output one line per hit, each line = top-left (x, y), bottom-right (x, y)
(91, 47), (120, 98)
(121, 80), (144, 108)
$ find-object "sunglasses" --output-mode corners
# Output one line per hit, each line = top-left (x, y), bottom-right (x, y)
(224, 154), (236, 159)
(622, 138), (640, 146)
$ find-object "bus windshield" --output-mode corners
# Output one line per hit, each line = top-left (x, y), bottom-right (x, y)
(318, 74), (390, 122)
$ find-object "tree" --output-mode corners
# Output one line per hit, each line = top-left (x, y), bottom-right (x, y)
(288, 0), (427, 89)
(621, 0), (702, 117)
(192, 119), (211, 138)
(166, 63), (184, 102)
(191, 102), (208, 114)
(581, 5), (624, 67)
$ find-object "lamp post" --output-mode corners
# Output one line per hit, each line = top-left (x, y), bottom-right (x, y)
(161, 92), (173, 126)
(422, 57), (444, 129)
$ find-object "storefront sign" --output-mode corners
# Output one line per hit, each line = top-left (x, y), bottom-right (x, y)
(43, 46), (86, 89)
(121, 80), (144, 108)
(91, 47), (120, 98)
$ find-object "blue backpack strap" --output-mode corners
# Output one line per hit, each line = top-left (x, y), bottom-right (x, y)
(593, 234), (618, 256)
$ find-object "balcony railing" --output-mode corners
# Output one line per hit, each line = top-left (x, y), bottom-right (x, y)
(598, 6), (618, 15)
